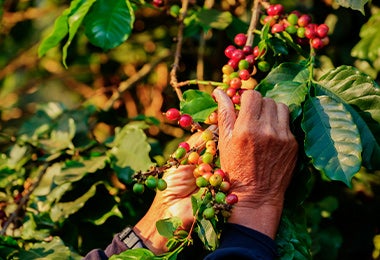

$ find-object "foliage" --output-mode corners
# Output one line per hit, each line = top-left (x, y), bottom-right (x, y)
(1, 0), (380, 259)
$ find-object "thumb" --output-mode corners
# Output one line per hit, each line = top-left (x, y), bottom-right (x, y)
(212, 88), (236, 144)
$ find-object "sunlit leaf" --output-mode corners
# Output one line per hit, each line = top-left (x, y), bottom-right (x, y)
(156, 217), (182, 238)
(84, 0), (135, 50)
(265, 81), (308, 120)
(19, 237), (80, 260)
(351, 12), (380, 65)
(180, 90), (218, 122)
(301, 96), (362, 186)
(257, 62), (309, 95)
(62, 0), (97, 67)
(50, 182), (101, 222)
(109, 248), (155, 259)
(335, 0), (368, 14)
(109, 124), (154, 172)
(317, 65), (380, 169)
(196, 8), (233, 31)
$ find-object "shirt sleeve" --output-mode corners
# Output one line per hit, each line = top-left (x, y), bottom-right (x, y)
(82, 234), (128, 260)
(204, 223), (278, 260)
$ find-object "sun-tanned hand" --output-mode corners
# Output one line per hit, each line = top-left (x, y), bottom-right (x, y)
(213, 88), (298, 239)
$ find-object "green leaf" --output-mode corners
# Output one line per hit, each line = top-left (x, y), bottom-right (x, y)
(195, 9), (233, 31)
(351, 12), (380, 64)
(316, 65), (380, 169)
(180, 90), (218, 122)
(109, 248), (155, 260)
(156, 217), (182, 238)
(50, 182), (101, 222)
(0, 236), (20, 260)
(19, 236), (80, 260)
(38, 9), (70, 57)
(267, 37), (288, 56)
(54, 155), (108, 185)
(335, 0), (368, 14)
(257, 62), (309, 95)
(301, 96), (362, 186)
(196, 219), (219, 250)
(62, 0), (97, 67)
(265, 81), (308, 120)
(84, 0), (135, 50)
(110, 124), (154, 172)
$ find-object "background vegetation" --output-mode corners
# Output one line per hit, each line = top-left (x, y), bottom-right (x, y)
(1, 0), (380, 259)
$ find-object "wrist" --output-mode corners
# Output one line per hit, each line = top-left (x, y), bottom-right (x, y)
(228, 202), (283, 239)
(133, 201), (168, 255)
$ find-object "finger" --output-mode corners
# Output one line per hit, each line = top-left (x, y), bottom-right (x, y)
(276, 102), (293, 138)
(261, 97), (278, 123)
(235, 90), (263, 126)
(277, 102), (290, 130)
(213, 88), (236, 142)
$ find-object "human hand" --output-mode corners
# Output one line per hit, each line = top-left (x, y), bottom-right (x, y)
(133, 131), (207, 254)
(213, 88), (298, 238)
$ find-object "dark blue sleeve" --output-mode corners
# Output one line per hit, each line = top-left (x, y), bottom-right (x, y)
(82, 234), (128, 260)
(204, 223), (278, 260)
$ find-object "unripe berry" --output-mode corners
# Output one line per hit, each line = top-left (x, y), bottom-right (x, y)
(203, 207), (215, 220)
(206, 111), (218, 125)
(238, 59), (250, 70)
(234, 33), (247, 46)
(219, 181), (231, 192)
(196, 176), (209, 188)
(285, 25), (297, 34)
(287, 13), (298, 25)
(188, 151), (200, 164)
(209, 174), (223, 187)
(173, 147), (187, 160)
(178, 114), (193, 128)
(165, 108), (181, 121)
(157, 178), (167, 191)
(206, 140), (216, 150)
(215, 192), (226, 204)
(201, 129), (213, 141)
(133, 183), (145, 194)
(145, 176), (158, 189)
(222, 64), (234, 75)
(257, 60), (270, 72)
(202, 152), (214, 164)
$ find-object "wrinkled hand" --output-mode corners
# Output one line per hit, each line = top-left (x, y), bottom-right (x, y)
(133, 131), (207, 253)
(213, 88), (298, 238)
(214, 88), (298, 207)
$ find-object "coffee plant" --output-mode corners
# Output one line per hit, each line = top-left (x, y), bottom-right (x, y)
(1, 0), (380, 259)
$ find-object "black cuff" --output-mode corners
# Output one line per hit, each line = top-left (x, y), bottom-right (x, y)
(118, 226), (146, 249)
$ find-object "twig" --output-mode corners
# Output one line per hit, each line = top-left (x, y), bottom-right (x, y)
(0, 163), (49, 236)
(169, 0), (190, 102)
(246, 0), (268, 47)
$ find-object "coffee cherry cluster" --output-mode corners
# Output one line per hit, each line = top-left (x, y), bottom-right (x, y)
(132, 166), (168, 194)
(261, 4), (330, 50)
(221, 33), (261, 107)
(171, 129), (238, 221)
